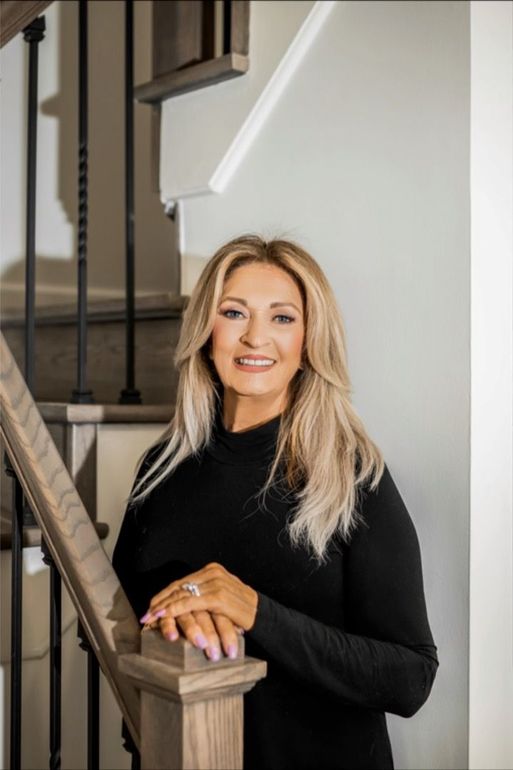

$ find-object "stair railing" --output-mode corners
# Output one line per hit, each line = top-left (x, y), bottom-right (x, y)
(1, 3), (142, 764)
(1, 330), (141, 747)
(0, 331), (267, 769)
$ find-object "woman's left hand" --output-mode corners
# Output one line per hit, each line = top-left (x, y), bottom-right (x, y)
(140, 561), (259, 633)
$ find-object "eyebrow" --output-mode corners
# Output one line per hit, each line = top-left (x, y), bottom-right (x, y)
(220, 296), (302, 314)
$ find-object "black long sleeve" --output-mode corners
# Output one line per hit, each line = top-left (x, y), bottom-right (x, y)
(247, 465), (438, 718)
(112, 410), (438, 770)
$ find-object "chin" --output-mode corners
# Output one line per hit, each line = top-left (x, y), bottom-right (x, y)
(224, 379), (272, 394)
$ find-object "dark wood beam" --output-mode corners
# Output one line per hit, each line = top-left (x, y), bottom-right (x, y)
(135, 51), (248, 104)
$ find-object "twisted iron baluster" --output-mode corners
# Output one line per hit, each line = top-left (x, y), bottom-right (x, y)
(119, 0), (141, 405)
(72, 0), (94, 404)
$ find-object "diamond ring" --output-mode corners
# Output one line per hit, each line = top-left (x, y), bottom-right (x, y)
(181, 582), (201, 597)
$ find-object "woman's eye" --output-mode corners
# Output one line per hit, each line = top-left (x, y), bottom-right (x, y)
(221, 309), (294, 323)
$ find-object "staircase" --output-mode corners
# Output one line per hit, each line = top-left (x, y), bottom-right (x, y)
(0, 293), (188, 404)
(1, 326), (267, 769)
(0, 1), (264, 766)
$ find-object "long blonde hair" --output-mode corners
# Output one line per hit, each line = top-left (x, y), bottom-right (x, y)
(128, 234), (384, 564)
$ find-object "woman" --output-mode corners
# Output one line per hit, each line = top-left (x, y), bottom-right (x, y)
(113, 234), (438, 770)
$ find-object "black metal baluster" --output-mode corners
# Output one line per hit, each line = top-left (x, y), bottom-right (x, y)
(7, 18), (47, 770)
(223, 0), (232, 55)
(72, 0), (94, 404)
(23, 16), (45, 395)
(119, 0), (141, 405)
(23, 16), (45, 531)
(6, 462), (24, 770)
(41, 543), (62, 770)
(77, 622), (100, 770)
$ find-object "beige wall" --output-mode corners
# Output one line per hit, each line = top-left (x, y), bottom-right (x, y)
(0, 0), (179, 310)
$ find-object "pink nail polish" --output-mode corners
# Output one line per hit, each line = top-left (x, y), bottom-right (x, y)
(155, 609), (166, 618)
(227, 644), (237, 659)
(140, 613), (150, 623)
(195, 634), (208, 649)
(168, 632), (178, 641)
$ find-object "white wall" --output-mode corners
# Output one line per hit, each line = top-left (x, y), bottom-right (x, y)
(161, 2), (473, 768)
(160, 0), (317, 199)
(0, 0), (177, 310)
(469, 2), (513, 768)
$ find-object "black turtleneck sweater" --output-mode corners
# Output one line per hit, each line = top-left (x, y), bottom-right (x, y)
(112, 407), (438, 770)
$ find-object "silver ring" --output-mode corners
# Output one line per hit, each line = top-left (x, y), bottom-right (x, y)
(181, 581), (201, 597)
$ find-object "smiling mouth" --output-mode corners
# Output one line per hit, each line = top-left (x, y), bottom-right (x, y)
(234, 357), (276, 368)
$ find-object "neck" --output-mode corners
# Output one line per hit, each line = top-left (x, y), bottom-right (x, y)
(221, 392), (286, 433)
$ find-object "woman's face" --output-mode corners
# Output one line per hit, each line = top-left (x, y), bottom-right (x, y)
(210, 263), (305, 414)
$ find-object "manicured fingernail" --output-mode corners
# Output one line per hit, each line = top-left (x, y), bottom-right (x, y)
(168, 631), (179, 641)
(140, 613), (150, 623)
(227, 644), (237, 659)
(155, 609), (166, 618)
(195, 634), (208, 649)
(209, 647), (220, 661)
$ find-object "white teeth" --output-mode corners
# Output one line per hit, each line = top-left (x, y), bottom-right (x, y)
(235, 358), (275, 366)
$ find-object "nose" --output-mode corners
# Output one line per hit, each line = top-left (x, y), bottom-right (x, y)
(241, 314), (271, 349)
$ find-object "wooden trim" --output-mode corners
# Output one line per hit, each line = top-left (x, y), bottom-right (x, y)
(0, 0), (53, 48)
(135, 52), (248, 104)
(150, 104), (162, 193)
(120, 652), (266, 702)
(0, 332), (141, 748)
(230, 0), (250, 56)
(38, 402), (174, 425)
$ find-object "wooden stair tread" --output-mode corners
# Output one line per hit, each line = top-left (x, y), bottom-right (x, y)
(0, 292), (190, 328)
(1, 293), (185, 404)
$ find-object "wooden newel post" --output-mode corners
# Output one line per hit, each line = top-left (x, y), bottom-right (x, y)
(119, 630), (267, 770)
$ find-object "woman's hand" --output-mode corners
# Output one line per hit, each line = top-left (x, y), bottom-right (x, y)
(177, 610), (243, 660)
(143, 609), (243, 660)
(140, 562), (259, 648)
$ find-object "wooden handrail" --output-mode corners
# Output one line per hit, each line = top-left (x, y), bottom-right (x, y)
(0, 331), (267, 766)
(0, 511), (109, 550)
(0, 331), (141, 746)
(0, 0), (53, 48)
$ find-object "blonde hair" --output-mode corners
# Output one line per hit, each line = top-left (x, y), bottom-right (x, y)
(128, 234), (385, 564)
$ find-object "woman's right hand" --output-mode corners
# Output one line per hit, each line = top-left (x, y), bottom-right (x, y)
(158, 609), (243, 661)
